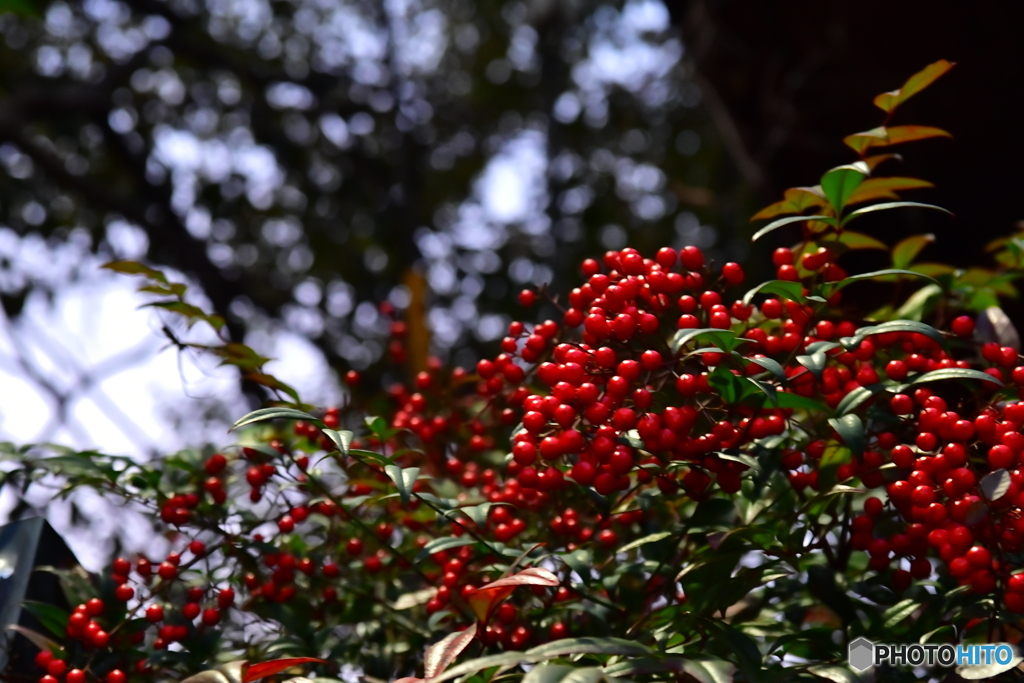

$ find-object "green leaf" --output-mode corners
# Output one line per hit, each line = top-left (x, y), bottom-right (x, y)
(807, 665), (861, 683)
(751, 215), (835, 242)
(525, 637), (652, 659)
(820, 163), (868, 214)
(231, 407), (318, 431)
(384, 465), (419, 505)
(102, 260), (168, 283)
(835, 383), (887, 417)
(874, 59), (955, 113)
(828, 415), (865, 457)
(882, 598), (919, 628)
(617, 531), (673, 554)
(845, 201), (952, 223)
(417, 536), (477, 561)
(893, 284), (943, 322)
(747, 356), (786, 381)
(20, 601), (69, 638)
(909, 368), (1003, 387)
(853, 319), (946, 348)
(322, 429), (352, 454)
(892, 234), (935, 269)
(680, 660), (735, 683)
(826, 270), (937, 298)
(669, 328), (740, 353)
(742, 280), (807, 306)
(774, 392), (833, 415)
(795, 352), (827, 379)
(523, 666), (613, 683)
(832, 230), (887, 250)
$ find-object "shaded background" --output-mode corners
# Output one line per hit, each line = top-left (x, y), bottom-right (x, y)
(1, 0), (1023, 563)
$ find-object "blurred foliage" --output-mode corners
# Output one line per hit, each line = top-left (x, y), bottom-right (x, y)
(0, 0), (752, 393)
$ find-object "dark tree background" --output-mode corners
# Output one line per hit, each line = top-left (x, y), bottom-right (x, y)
(1, 0), (1022, 405)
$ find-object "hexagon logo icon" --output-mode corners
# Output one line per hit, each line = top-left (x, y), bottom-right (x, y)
(848, 637), (875, 672)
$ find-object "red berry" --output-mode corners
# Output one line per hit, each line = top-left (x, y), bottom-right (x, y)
(518, 289), (537, 307)
(146, 604), (164, 623)
(951, 315), (975, 338)
(680, 246), (704, 270)
(202, 608), (221, 626)
(86, 598), (104, 617)
(114, 585), (134, 601)
(66, 669), (85, 683)
(107, 671), (127, 683)
(204, 453), (227, 475)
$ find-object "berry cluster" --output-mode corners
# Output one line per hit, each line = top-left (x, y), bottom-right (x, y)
(25, 240), (1024, 682)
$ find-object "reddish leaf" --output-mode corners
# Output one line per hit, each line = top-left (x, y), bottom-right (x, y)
(393, 678), (424, 683)
(846, 177), (933, 205)
(861, 153), (901, 171)
(468, 567), (560, 622)
(874, 60), (955, 113)
(242, 657), (327, 683)
(424, 629), (477, 679)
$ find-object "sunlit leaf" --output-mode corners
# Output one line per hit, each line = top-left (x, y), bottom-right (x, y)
(820, 163), (868, 213)
(741, 280), (806, 306)
(846, 177), (933, 205)
(751, 215), (835, 242)
(845, 201), (952, 224)
(750, 187), (827, 221)
(874, 59), (955, 113)
(423, 629), (476, 679)
(909, 368), (1003, 387)
(102, 260), (168, 283)
(980, 469), (1011, 501)
(231, 407), (318, 431)
(384, 465), (419, 505)
(892, 233), (935, 268)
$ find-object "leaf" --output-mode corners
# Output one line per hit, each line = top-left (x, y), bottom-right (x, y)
(893, 284), (943, 322)
(144, 301), (226, 330)
(424, 629), (477, 679)
(957, 648), (1024, 680)
(244, 373), (302, 403)
(751, 215), (835, 242)
(977, 307), (1021, 350)
(796, 352), (827, 379)
(828, 415), (865, 458)
(881, 598), (919, 629)
(774, 392), (833, 415)
(322, 429), (352, 454)
(846, 177), (933, 206)
(417, 536), (477, 561)
(20, 601), (68, 638)
(526, 637), (651, 659)
(832, 231), (887, 251)
(853, 319), (946, 348)
(750, 187), (828, 221)
(680, 659), (736, 683)
(242, 658), (327, 683)
(433, 653), (534, 683)
(6, 624), (60, 652)
(844, 201), (952, 223)
(522, 666), (612, 683)
(102, 260), (168, 283)
(820, 163), (868, 213)
(844, 126), (952, 154)
(909, 368), (1003, 387)
(669, 328), (739, 353)
(742, 280), (806, 306)
(392, 587), (437, 610)
(807, 665), (861, 683)
(826, 269), (937, 297)
(617, 531), (673, 554)
(835, 384), (886, 417)
(980, 469), (1011, 501)
(384, 465), (419, 505)
(180, 672), (233, 683)
(892, 234), (935, 268)
(468, 568), (560, 622)
(874, 60), (955, 113)
(231, 407), (318, 431)
(746, 356), (785, 382)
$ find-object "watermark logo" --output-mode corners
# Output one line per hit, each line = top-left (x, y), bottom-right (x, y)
(848, 637), (1023, 678)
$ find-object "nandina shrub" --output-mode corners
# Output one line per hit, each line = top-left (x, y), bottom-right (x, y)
(6, 60), (1024, 683)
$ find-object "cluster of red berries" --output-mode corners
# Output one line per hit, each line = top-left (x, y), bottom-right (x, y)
(39, 241), (1024, 682)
